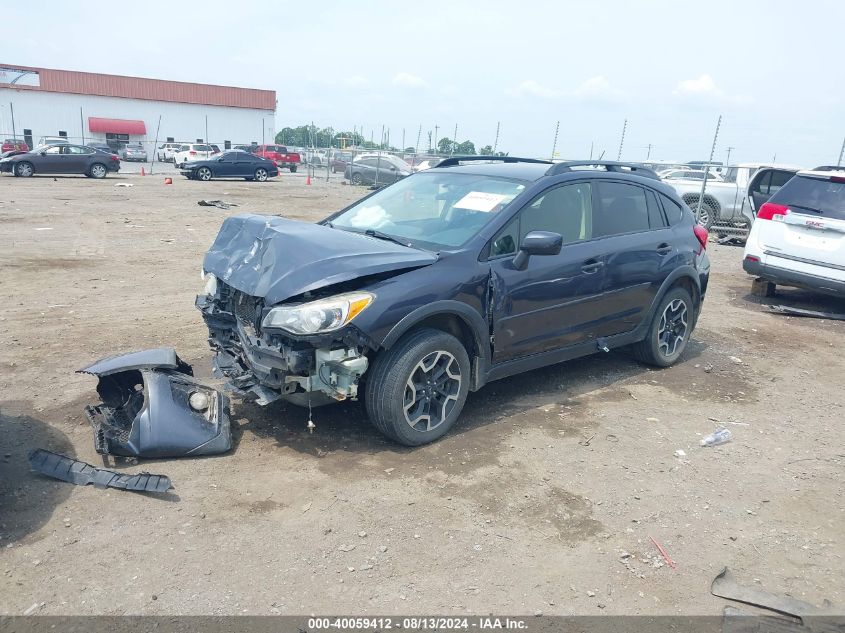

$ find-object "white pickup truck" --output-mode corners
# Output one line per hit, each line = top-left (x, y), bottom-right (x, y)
(666, 163), (802, 238)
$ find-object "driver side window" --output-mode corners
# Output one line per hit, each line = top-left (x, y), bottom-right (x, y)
(489, 182), (593, 258)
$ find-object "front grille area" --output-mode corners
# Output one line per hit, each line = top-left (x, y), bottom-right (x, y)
(218, 282), (262, 330)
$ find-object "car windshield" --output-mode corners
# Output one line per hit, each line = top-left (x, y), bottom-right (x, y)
(329, 172), (527, 250)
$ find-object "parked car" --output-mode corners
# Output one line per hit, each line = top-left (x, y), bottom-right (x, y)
(743, 169), (845, 298)
(157, 142), (183, 162)
(412, 158), (442, 172)
(1, 139), (28, 153)
(252, 145), (300, 172)
(197, 158), (710, 445)
(210, 144), (221, 154)
(173, 143), (217, 167)
(0, 143), (120, 178)
(665, 163), (801, 232)
(330, 151), (354, 173)
(87, 142), (116, 154)
(121, 143), (148, 162)
(180, 150), (279, 182)
(659, 169), (723, 182)
(233, 144), (257, 153)
(38, 136), (69, 146)
(344, 154), (412, 186)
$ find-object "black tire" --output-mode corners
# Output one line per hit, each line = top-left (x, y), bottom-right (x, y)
(15, 161), (34, 177)
(89, 163), (107, 179)
(254, 168), (268, 182)
(289, 165), (297, 173)
(364, 328), (471, 446)
(631, 287), (694, 367)
(351, 172), (364, 186)
(197, 166), (213, 181)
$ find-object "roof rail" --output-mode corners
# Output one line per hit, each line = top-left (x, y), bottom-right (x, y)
(435, 155), (553, 168)
(546, 160), (660, 180)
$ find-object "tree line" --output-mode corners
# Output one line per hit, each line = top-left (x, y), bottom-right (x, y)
(275, 124), (506, 156)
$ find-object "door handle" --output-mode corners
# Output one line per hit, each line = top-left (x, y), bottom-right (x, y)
(656, 243), (672, 255)
(581, 260), (604, 274)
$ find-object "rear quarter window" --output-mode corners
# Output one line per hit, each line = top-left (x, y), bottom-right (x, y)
(771, 176), (845, 220)
(659, 194), (685, 224)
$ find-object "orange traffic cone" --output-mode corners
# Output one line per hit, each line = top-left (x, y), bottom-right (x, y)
(164, 177), (172, 185)
(306, 173), (311, 185)
(140, 166), (145, 176)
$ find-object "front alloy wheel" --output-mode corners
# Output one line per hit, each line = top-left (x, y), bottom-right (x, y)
(403, 351), (462, 433)
(197, 167), (212, 181)
(15, 162), (33, 177)
(254, 168), (268, 182)
(365, 328), (471, 446)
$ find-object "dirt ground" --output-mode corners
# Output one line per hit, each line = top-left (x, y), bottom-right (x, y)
(0, 169), (842, 616)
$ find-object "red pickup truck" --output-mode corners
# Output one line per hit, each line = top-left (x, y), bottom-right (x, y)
(252, 145), (300, 172)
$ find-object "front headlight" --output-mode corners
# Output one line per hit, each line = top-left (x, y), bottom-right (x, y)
(202, 272), (217, 296)
(261, 292), (373, 335)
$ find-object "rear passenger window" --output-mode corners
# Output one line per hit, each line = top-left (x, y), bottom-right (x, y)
(660, 195), (684, 224)
(594, 182), (650, 237)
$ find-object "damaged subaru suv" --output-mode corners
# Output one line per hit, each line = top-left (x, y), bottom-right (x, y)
(197, 158), (710, 445)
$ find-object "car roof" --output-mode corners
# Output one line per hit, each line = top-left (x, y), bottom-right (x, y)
(796, 169), (845, 180)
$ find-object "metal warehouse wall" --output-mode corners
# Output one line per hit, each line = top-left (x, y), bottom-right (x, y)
(0, 89), (276, 146)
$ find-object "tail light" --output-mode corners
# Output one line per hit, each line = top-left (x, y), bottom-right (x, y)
(189, 150), (197, 155)
(757, 202), (789, 221)
(110, 155), (119, 161)
(693, 225), (708, 250)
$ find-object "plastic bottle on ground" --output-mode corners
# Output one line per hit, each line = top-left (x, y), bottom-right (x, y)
(700, 428), (732, 447)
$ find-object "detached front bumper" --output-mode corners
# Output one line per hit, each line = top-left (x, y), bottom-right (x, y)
(196, 288), (373, 407)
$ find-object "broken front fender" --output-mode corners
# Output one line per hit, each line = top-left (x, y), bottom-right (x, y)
(78, 348), (231, 458)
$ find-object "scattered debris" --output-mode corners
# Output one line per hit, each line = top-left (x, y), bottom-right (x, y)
(711, 567), (834, 619)
(674, 449), (687, 458)
(768, 304), (845, 321)
(78, 347), (231, 458)
(646, 417), (659, 423)
(198, 199), (238, 210)
(28, 449), (172, 493)
(23, 602), (41, 615)
(34, 227), (53, 231)
(338, 544), (356, 552)
(578, 434), (596, 446)
(700, 428), (732, 447)
(704, 363), (714, 373)
(114, 183), (134, 187)
(649, 535), (677, 569)
(729, 356), (743, 365)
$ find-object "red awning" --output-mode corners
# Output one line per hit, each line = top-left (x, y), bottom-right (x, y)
(88, 117), (146, 135)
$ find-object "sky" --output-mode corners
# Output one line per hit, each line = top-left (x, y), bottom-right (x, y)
(3, 0), (844, 165)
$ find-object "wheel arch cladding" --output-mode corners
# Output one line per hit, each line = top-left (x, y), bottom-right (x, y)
(379, 301), (490, 389)
(658, 269), (702, 325)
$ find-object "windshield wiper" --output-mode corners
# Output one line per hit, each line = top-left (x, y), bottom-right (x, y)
(363, 228), (414, 248)
(787, 203), (823, 214)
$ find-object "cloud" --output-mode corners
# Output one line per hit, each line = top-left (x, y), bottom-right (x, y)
(393, 72), (426, 87)
(506, 79), (563, 99)
(674, 73), (720, 96)
(574, 75), (625, 103)
(343, 75), (369, 87)
(673, 74), (752, 105)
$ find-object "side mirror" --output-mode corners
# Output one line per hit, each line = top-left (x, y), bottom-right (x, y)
(512, 231), (562, 270)
(217, 157), (224, 162)
(40, 151), (46, 156)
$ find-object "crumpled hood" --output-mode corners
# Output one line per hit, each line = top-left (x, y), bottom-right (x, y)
(203, 214), (438, 305)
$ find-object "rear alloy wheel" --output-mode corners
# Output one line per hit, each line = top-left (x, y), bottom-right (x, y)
(351, 172), (364, 186)
(197, 167), (212, 181)
(365, 328), (470, 446)
(89, 163), (107, 179)
(254, 168), (268, 182)
(631, 287), (693, 367)
(15, 162), (34, 177)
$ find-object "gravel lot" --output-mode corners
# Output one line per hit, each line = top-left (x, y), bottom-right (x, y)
(0, 170), (842, 616)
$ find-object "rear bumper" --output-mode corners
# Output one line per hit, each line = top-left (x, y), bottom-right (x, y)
(743, 257), (845, 297)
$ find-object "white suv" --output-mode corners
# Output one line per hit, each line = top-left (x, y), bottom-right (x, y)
(173, 143), (217, 166)
(743, 168), (845, 297)
(157, 142), (183, 162)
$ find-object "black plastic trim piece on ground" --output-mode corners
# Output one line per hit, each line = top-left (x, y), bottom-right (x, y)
(27, 449), (172, 493)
